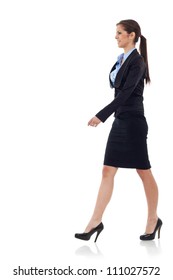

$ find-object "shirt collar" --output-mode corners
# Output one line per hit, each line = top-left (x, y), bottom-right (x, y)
(117, 48), (136, 64)
(117, 53), (124, 65)
(123, 48), (136, 61)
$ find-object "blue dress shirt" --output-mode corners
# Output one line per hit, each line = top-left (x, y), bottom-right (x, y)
(110, 48), (136, 84)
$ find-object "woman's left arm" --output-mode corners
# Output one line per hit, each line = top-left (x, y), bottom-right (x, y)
(95, 58), (145, 123)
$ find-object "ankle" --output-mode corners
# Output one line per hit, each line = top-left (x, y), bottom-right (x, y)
(147, 216), (158, 222)
(85, 219), (102, 233)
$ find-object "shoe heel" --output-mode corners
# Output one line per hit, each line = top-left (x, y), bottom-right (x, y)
(158, 225), (162, 239)
(94, 229), (102, 243)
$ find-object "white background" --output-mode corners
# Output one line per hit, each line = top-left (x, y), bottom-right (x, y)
(0, 0), (172, 279)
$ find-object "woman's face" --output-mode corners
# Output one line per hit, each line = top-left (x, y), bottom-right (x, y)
(115, 24), (135, 49)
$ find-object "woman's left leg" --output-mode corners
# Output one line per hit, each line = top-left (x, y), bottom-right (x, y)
(84, 165), (118, 233)
(136, 169), (159, 233)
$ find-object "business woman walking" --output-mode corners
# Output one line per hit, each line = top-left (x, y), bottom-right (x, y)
(75, 19), (162, 242)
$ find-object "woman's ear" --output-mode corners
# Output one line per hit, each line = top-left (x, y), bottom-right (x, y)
(130, 32), (136, 41)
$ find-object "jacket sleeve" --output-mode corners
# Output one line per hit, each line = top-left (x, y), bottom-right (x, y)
(95, 58), (145, 122)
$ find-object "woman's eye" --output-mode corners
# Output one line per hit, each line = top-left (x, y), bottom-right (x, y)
(117, 31), (122, 35)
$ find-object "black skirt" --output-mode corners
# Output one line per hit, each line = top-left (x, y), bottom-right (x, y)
(104, 112), (151, 169)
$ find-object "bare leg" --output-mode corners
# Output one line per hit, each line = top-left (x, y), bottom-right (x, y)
(84, 165), (118, 233)
(136, 169), (159, 233)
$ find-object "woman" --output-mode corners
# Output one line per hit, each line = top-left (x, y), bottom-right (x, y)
(75, 19), (162, 242)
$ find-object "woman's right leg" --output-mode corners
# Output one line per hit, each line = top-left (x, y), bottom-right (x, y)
(84, 165), (118, 233)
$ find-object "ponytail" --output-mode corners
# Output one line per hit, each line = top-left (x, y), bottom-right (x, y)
(140, 35), (151, 84)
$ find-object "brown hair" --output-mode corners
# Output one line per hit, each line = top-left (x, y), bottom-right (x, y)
(117, 19), (150, 84)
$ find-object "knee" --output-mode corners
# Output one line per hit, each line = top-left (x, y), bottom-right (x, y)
(102, 165), (117, 178)
(136, 168), (151, 180)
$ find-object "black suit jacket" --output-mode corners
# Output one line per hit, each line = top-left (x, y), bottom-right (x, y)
(96, 49), (146, 122)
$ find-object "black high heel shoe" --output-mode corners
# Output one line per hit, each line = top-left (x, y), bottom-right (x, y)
(140, 218), (163, 241)
(75, 222), (104, 242)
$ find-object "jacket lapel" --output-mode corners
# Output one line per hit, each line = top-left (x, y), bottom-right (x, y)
(113, 49), (139, 88)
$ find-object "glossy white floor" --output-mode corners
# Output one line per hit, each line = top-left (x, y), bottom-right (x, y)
(1, 1), (173, 279)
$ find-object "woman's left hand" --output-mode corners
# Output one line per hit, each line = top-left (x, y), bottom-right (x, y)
(88, 116), (101, 127)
